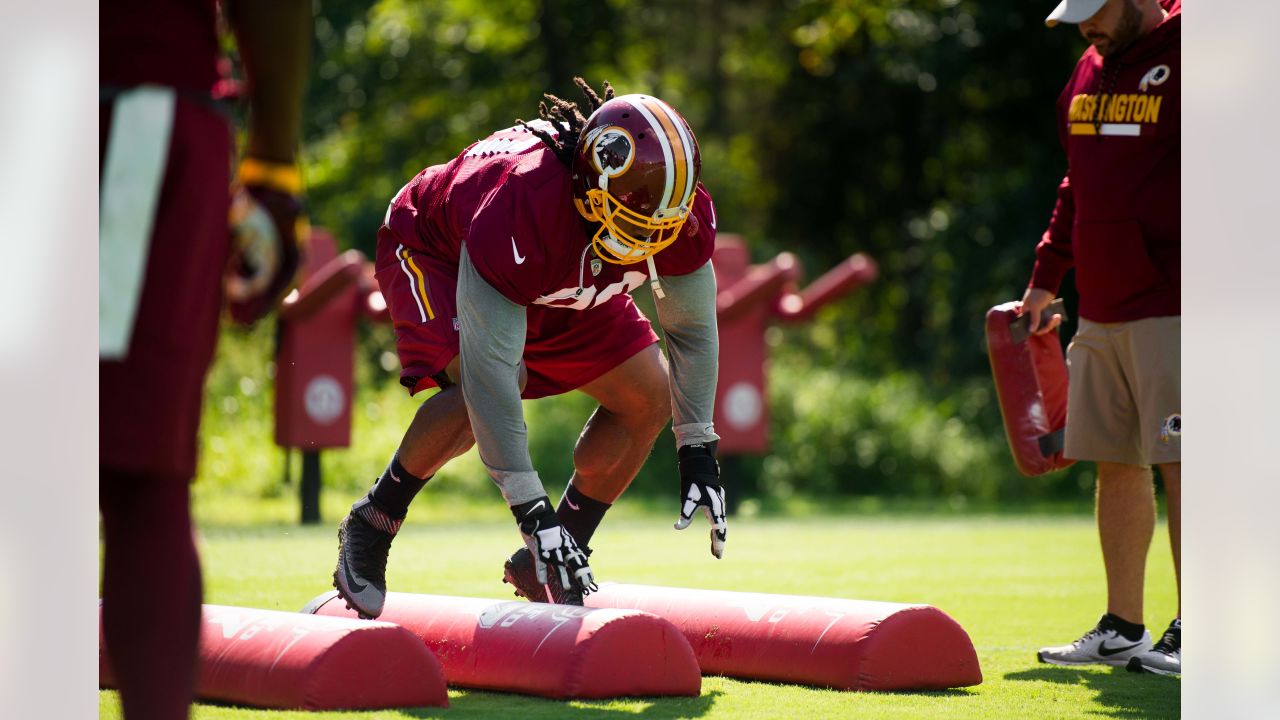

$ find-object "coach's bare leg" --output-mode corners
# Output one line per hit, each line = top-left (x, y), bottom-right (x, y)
(571, 345), (673, 503)
(395, 356), (527, 477)
(1159, 461), (1181, 618)
(1096, 461), (1156, 624)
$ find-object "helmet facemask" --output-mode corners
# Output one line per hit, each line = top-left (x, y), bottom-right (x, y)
(575, 184), (689, 265)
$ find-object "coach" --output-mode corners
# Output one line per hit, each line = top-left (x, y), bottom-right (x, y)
(1021, 0), (1180, 676)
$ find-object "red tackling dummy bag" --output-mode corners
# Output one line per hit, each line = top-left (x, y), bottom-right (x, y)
(985, 300), (1075, 476)
(99, 603), (448, 710)
(304, 591), (701, 699)
(584, 583), (982, 691)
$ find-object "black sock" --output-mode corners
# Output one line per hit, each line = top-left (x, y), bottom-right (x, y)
(1101, 612), (1146, 642)
(556, 483), (611, 548)
(368, 454), (430, 519)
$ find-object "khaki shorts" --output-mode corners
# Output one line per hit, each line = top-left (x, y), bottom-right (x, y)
(1064, 316), (1181, 467)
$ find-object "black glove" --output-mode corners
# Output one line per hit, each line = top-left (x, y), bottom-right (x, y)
(674, 441), (727, 558)
(511, 496), (596, 594)
(226, 159), (306, 325)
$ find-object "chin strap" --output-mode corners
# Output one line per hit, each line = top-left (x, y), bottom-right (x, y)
(646, 255), (665, 299)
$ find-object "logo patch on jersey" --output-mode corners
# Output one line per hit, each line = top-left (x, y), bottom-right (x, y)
(1160, 413), (1181, 443)
(590, 127), (635, 178)
(590, 258), (603, 277)
(1139, 64), (1171, 93)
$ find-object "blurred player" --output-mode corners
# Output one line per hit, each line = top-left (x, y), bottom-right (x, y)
(100, 1), (310, 717)
(332, 79), (727, 617)
(1022, 0), (1180, 675)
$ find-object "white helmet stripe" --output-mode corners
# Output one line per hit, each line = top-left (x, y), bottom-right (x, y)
(625, 96), (675, 214)
(656, 97), (697, 207)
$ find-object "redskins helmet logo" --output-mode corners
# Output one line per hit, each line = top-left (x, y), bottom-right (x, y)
(1160, 413), (1181, 443)
(589, 127), (635, 178)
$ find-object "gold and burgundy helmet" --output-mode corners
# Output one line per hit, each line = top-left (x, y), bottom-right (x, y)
(571, 94), (701, 264)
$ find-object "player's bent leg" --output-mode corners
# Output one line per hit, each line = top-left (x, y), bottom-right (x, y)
(504, 345), (671, 606)
(571, 343), (672, 503)
(336, 357), (527, 618)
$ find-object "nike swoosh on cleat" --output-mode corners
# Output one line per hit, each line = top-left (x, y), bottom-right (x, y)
(341, 557), (368, 594)
(1098, 641), (1143, 656)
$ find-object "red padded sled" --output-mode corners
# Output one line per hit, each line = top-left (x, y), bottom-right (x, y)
(304, 590), (701, 699)
(585, 583), (982, 691)
(985, 300), (1075, 476)
(99, 603), (448, 710)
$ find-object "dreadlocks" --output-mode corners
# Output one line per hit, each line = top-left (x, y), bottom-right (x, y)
(517, 77), (615, 168)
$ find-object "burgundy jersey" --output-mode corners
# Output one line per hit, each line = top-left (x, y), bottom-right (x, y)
(101, 0), (220, 92)
(385, 122), (717, 308)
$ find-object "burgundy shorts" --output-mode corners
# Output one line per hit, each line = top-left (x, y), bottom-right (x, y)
(374, 228), (658, 399)
(100, 97), (231, 479)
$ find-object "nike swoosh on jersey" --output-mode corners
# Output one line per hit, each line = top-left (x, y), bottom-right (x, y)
(1098, 640), (1143, 656)
(511, 236), (526, 264)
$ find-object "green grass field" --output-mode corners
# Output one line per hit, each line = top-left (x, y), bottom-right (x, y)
(99, 501), (1179, 719)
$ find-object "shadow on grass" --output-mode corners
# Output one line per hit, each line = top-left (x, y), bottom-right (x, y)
(177, 690), (719, 720)
(704, 673), (978, 698)
(391, 689), (723, 719)
(1004, 666), (1179, 719)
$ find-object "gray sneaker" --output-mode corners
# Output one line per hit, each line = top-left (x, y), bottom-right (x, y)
(1127, 619), (1180, 676)
(332, 497), (402, 619)
(1038, 615), (1152, 667)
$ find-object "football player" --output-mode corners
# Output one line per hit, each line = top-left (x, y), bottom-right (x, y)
(333, 79), (727, 616)
(100, 0), (310, 717)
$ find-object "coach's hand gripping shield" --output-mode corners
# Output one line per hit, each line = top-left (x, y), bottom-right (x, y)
(985, 299), (1075, 476)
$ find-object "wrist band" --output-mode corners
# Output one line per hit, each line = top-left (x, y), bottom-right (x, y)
(237, 158), (302, 195)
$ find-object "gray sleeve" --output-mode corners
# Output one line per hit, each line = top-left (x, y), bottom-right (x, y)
(457, 250), (546, 506)
(653, 261), (721, 448)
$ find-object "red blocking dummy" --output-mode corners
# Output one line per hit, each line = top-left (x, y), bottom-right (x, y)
(99, 603), (448, 710)
(585, 583), (983, 691)
(304, 590), (701, 699)
(985, 300), (1075, 476)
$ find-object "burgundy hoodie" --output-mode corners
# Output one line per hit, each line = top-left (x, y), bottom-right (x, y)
(1030, 0), (1180, 322)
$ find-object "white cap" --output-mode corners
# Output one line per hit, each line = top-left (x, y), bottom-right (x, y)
(1045, 0), (1107, 27)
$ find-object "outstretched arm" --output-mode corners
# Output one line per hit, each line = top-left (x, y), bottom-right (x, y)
(653, 261), (726, 558)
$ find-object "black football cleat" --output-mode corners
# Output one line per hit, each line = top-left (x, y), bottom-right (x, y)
(332, 497), (401, 619)
(501, 546), (589, 606)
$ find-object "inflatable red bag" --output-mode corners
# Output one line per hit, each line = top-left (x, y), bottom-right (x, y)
(985, 299), (1075, 476)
